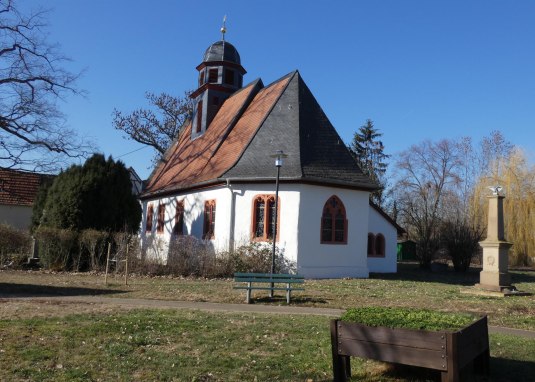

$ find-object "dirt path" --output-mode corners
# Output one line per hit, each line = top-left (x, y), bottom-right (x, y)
(2, 294), (535, 339)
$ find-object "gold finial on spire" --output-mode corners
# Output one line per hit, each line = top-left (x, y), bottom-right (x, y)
(221, 15), (227, 41)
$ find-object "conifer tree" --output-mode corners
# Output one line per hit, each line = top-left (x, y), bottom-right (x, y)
(350, 119), (390, 205)
(37, 154), (141, 232)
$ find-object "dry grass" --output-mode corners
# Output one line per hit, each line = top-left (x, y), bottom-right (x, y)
(1, 263), (534, 330)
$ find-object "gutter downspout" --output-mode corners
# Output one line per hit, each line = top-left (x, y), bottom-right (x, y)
(226, 179), (236, 252)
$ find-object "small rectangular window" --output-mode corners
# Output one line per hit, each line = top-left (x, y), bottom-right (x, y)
(212, 96), (219, 106)
(224, 69), (235, 85)
(199, 71), (205, 86)
(208, 68), (218, 83)
(196, 101), (203, 133)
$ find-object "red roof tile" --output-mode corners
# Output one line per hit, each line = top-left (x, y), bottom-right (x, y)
(144, 75), (291, 196)
(0, 169), (51, 207)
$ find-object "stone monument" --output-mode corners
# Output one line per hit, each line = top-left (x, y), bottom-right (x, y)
(477, 186), (515, 292)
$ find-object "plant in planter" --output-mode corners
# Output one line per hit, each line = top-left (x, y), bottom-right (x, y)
(331, 307), (490, 382)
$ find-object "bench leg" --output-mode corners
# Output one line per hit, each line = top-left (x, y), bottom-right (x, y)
(246, 282), (251, 304)
(286, 283), (291, 304)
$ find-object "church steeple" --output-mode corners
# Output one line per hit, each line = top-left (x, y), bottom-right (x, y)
(190, 21), (246, 139)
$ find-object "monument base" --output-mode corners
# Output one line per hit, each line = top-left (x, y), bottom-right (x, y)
(479, 270), (511, 288)
(461, 284), (532, 297)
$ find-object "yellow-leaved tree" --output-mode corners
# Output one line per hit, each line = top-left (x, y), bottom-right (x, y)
(472, 148), (535, 266)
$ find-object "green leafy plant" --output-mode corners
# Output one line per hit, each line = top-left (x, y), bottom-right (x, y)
(341, 307), (477, 331)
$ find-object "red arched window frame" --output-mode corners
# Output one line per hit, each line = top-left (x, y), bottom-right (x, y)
(156, 203), (166, 234)
(174, 199), (184, 236)
(203, 200), (216, 239)
(320, 195), (348, 244)
(251, 194), (280, 242)
(367, 233), (376, 256)
(145, 204), (154, 233)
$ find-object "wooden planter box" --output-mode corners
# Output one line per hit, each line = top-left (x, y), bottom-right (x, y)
(330, 316), (490, 382)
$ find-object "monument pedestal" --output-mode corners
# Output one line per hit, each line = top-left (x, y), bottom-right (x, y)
(477, 239), (512, 292)
(462, 192), (531, 297)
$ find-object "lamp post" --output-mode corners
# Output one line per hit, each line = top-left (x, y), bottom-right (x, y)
(269, 150), (287, 297)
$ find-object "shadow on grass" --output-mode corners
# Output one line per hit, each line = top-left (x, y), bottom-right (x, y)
(0, 283), (126, 297)
(371, 262), (480, 286)
(368, 356), (535, 382)
(371, 263), (535, 286)
(488, 357), (535, 382)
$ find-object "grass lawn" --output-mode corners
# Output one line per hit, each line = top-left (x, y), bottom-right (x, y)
(1, 263), (533, 330)
(1, 309), (534, 382)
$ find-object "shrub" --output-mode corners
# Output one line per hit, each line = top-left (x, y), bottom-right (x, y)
(34, 226), (78, 271)
(79, 229), (109, 271)
(216, 242), (296, 277)
(441, 220), (483, 272)
(0, 224), (32, 268)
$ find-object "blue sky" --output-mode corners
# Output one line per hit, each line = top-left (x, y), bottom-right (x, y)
(22, 0), (535, 179)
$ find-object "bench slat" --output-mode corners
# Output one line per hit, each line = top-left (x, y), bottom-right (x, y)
(234, 278), (304, 284)
(234, 286), (305, 291)
(234, 272), (303, 279)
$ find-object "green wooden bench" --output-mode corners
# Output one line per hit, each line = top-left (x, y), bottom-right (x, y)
(234, 272), (305, 304)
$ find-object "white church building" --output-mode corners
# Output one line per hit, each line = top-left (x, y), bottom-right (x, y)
(139, 36), (402, 278)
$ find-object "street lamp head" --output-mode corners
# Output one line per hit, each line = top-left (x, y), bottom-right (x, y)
(270, 150), (288, 167)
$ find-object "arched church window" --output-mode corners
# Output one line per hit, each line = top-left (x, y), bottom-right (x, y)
(320, 195), (347, 244)
(156, 203), (166, 234)
(203, 200), (216, 239)
(367, 233), (375, 256)
(375, 233), (385, 257)
(174, 200), (184, 236)
(252, 195), (279, 241)
(146, 204), (154, 233)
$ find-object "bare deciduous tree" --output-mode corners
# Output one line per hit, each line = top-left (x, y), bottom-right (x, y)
(112, 91), (193, 164)
(394, 139), (462, 268)
(0, 0), (92, 171)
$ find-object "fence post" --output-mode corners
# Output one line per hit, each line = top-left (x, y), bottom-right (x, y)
(104, 242), (111, 286)
(124, 243), (129, 286)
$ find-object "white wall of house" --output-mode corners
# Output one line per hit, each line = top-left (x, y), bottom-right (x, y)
(0, 205), (32, 231)
(297, 184), (370, 279)
(367, 206), (398, 273)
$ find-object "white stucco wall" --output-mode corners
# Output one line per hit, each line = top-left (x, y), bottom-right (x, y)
(297, 184), (370, 279)
(0, 205), (32, 231)
(367, 206), (398, 273)
(230, 183), (299, 263)
(140, 186), (232, 262)
(139, 183), (380, 279)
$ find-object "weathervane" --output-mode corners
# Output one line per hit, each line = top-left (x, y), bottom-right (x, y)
(221, 15), (227, 41)
(488, 185), (503, 196)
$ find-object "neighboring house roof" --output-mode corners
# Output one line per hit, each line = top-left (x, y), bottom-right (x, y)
(0, 168), (53, 207)
(142, 71), (378, 199)
(369, 200), (406, 236)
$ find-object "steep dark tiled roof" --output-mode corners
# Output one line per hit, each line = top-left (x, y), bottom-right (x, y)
(142, 71), (377, 199)
(0, 168), (52, 207)
(224, 72), (377, 190)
